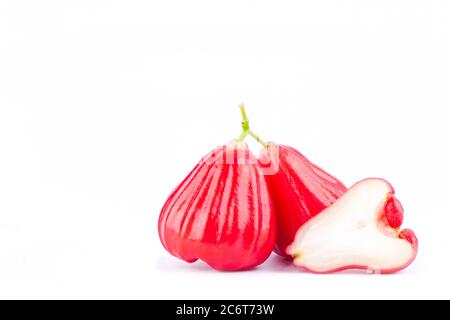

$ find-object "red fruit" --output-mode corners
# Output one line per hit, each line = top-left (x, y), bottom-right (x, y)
(259, 144), (347, 256)
(158, 142), (276, 271)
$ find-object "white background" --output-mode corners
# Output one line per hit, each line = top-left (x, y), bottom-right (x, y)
(1, 1), (449, 299)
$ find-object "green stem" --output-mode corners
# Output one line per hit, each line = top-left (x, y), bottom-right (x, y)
(239, 103), (250, 132)
(237, 103), (269, 148)
(238, 130), (248, 141)
(248, 130), (269, 148)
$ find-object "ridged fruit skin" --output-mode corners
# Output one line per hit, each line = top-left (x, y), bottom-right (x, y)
(158, 142), (276, 271)
(259, 143), (347, 256)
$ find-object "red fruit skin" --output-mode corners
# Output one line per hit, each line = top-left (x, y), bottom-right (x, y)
(259, 144), (347, 256)
(158, 143), (276, 271)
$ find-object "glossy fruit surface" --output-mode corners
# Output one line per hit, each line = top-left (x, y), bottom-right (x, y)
(259, 144), (347, 256)
(286, 178), (418, 274)
(158, 142), (276, 271)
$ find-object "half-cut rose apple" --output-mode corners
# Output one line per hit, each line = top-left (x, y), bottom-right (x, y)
(286, 178), (418, 274)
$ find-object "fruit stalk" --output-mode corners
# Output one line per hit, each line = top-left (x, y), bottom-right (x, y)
(237, 103), (269, 148)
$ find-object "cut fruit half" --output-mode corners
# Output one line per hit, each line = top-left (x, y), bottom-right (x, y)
(286, 178), (418, 274)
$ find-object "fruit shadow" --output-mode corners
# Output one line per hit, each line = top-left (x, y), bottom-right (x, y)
(260, 255), (405, 275)
(156, 254), (301, 274)
(157, 255), (408, 275)
(156, 256), (256, 273)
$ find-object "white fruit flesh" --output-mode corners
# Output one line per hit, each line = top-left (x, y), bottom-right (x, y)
(287, 178), (414, 273)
